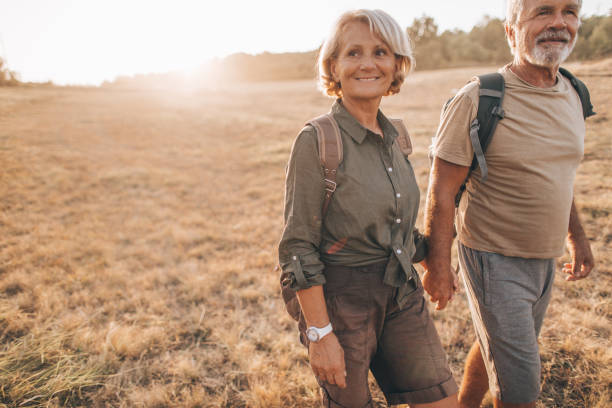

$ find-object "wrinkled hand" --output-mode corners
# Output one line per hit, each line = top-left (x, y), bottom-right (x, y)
(309, 333), (346, 388)
(422, 264), (459, 310)
(564, 234), (595, 281)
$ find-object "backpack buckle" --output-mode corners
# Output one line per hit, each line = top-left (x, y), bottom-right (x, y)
(324, 178), (337, 193)
(492, 106), (505, 119)
(470, 120), (480, 133)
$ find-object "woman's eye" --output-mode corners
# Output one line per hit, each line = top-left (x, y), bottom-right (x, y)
(347, 50), (358, 57)
(375, 48), (388, 56)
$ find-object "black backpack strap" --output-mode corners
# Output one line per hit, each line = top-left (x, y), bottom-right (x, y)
(307, 113), (343, 216)
(558, 67), (596, 119)
(472, 73), (506, 180)
(454, 73), (505, 206)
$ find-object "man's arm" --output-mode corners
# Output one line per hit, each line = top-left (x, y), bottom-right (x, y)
(423, 157), (470, 310)
(563, 199), (595, 281)
(296, 287), (346, 388)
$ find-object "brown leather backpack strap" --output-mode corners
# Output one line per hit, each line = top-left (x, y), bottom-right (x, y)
(307, 113), (342, 216)
(277, 114), (341, 324)
(389, 118), (412, 158)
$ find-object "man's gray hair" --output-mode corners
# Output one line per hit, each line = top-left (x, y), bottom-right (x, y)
(505, 0), (583, 27)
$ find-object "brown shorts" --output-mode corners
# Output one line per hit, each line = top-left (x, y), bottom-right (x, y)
(300, 262), (458, 407)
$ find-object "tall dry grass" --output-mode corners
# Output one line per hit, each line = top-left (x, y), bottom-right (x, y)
(0, 60), (610, 407)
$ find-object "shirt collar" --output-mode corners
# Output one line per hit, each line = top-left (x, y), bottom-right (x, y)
(330, 99), (398, 145)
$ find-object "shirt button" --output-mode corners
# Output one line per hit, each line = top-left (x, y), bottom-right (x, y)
(395, 218), (401, 224)
(388, 167), (393, 172)
(396, 193), (401, 198)
(396, 249), (402, 254)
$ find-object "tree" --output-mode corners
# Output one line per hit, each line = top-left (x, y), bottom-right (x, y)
(589, 16), (612, 57)
(0, 57), (18, 86)
(407, 15), (438, 44)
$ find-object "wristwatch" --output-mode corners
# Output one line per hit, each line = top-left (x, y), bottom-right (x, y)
(306, 323), (333, 343)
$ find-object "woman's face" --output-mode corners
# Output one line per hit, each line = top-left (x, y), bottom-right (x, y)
(331, 21), (397, 103)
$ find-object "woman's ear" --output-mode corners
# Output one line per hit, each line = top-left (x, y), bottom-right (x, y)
(330, 60), (338, 82)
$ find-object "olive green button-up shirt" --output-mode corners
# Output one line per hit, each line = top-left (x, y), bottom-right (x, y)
(278, 100), (426, 307)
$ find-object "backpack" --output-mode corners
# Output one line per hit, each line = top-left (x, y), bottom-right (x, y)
(279, 113), (413, 322)
(446, 67), (595, 207)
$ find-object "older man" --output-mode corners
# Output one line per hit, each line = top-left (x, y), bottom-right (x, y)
(422, 0), (595, 407)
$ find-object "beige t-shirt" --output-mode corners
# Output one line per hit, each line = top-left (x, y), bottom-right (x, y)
(433, 65), (585, 258)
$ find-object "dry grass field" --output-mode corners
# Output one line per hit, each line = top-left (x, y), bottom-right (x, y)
(0, 60), (610, 407)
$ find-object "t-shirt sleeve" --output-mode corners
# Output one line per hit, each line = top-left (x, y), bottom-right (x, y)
(431, 81), (479, 167)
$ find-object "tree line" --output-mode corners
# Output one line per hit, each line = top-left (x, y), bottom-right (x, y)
(213, 12), (612, 82)
(407, 13), (612, 70)
(5, 12), (610, 87)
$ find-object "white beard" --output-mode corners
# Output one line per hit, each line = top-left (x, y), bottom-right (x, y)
(525, 30), (577, 67)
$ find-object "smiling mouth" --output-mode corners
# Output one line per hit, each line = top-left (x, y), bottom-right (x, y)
(538, 39), (568, 44)
(356, 77), (379, 81)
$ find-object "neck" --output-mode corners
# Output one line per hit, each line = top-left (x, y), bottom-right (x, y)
(341, 96), (383, 135)
(509, 57), (558, 88)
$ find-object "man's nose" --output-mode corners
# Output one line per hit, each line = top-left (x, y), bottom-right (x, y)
(548, 10), (569, 30)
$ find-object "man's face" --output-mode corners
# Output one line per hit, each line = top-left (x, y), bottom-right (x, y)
(508, 0), (581, 67)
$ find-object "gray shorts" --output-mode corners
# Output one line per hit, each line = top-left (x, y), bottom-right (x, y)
(458, 243), (555, 404)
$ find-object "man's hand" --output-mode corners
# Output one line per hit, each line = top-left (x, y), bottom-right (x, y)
(309, 333), (346, 388)
(563, 233), (595, 281)
(423, 157), (468, 311)
(422, 263), (459, 310)
(565, 200), (595, 281)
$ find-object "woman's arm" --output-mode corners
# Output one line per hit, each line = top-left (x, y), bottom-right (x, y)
(278, 127), (327, 290)
(278, 126), (346, 388)
(296, 286), (346, 388)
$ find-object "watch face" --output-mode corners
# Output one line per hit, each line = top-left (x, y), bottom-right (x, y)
(306, 328), (319, 342)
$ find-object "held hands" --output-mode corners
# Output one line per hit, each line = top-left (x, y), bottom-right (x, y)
(309, 333), (347, 388)
(422, 263), (459, 311)
(564, 233), (595, 281)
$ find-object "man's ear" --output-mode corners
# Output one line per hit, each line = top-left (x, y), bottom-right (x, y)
(505, 23), (516, 50)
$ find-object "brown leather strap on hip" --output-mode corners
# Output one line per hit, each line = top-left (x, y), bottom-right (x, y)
(389, 118), (412, 157)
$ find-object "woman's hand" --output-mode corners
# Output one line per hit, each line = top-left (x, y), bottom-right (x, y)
(309, 333), (347, 388)
(296, 285), (347, 388)
(422, 264), (458, 310)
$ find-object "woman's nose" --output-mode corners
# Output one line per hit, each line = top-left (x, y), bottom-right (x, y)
(359, 55), (376, 70)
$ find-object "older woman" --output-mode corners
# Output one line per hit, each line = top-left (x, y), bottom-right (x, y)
(278, 9), (459, 408)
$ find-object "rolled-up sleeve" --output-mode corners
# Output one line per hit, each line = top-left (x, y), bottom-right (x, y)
(278, 126), (327, 290)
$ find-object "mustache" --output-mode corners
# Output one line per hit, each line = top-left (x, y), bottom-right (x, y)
(536, 29), (571, 43)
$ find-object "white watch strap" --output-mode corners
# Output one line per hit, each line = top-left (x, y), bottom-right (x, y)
(315, 322), (333, 339)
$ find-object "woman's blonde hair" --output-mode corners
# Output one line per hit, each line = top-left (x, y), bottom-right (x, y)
(317, 9), (414, 98)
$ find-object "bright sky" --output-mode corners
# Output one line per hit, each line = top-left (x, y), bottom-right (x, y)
(0, 0), (609, 85)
